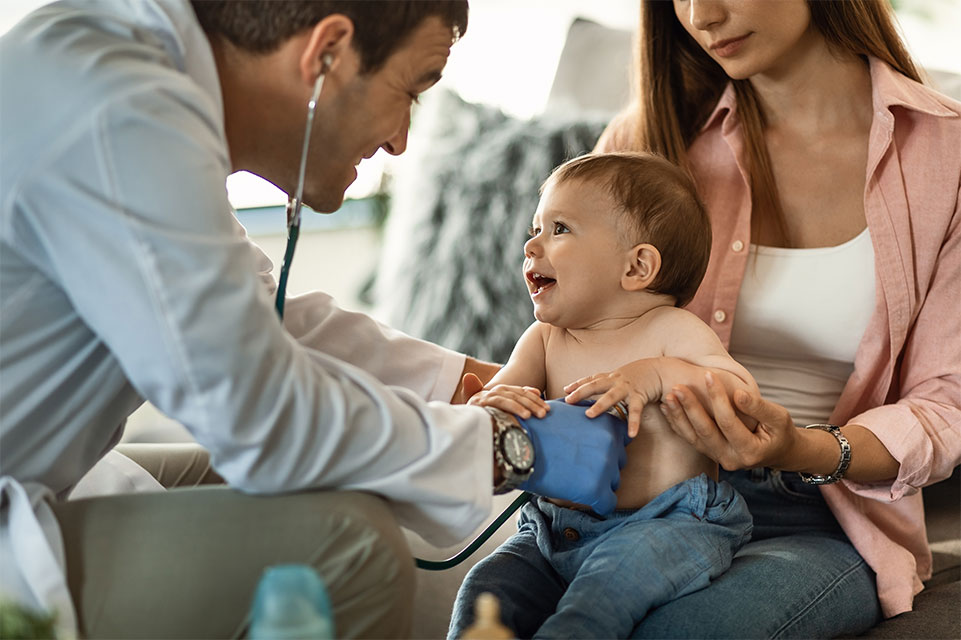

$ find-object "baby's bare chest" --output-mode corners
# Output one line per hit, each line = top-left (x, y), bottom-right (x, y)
(543, 335), (662, 399)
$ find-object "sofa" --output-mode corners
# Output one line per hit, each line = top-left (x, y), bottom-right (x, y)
(374, 18), (961, 640)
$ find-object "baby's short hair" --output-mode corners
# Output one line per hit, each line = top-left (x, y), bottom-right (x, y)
(544, 152), (711, 307)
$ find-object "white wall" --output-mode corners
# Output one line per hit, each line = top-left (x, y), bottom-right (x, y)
(441, 0), (638, 119)
(254, 226), (381, 311)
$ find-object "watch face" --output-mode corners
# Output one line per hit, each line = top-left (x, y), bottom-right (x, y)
(503, 428), (534, 472)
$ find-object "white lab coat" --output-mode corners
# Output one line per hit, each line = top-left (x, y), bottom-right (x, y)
(0, 0), (493, 634)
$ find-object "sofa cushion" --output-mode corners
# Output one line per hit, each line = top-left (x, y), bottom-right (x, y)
(544, 17), (633, 118)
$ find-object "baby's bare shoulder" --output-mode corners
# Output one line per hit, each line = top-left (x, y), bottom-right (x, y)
(644, 306), (709, 331)
(643, 307), (721, 356)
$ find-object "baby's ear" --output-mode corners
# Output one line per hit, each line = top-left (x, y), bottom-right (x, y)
(622, 243), (661, 291)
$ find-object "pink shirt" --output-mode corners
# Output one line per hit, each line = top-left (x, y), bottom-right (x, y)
(597, 57), (961, 617)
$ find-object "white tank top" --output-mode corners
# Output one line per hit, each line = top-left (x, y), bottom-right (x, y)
(728, 228), (876, 426)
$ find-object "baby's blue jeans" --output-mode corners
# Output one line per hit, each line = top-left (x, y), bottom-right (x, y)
(449, 474), (753, 639)
(448, 469), (883, 639)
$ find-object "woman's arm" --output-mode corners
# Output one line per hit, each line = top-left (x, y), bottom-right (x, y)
(663, 185), (961, 489)
(593, 109), (635, 154)
(663, 380), (900, 483)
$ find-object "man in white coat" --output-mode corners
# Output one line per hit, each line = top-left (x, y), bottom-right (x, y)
(0, 1), (629, 638)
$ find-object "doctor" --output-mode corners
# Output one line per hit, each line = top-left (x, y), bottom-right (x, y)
(0, 1), (629, 638)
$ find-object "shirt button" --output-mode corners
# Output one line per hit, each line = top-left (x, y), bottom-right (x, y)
(732, 240), (744, 252)
(563, 527), (580, 542)
(714, 309), (727, 323)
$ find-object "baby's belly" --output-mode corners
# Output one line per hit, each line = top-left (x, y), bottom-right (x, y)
(614, 407), (718, 509)
(551, 404), (717, 512)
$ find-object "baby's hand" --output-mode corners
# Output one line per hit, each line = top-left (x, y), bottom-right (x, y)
(467, 383), (549, 419)
(564, 365), (660, 438)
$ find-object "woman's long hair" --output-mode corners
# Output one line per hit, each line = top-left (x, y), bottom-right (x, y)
(633, 0), (921, 246)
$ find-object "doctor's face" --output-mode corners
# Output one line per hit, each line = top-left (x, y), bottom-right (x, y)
(304, 17), (453, 212)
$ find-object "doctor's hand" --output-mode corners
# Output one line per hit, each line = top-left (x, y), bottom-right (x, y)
(453, 361), (501, 404)
(516, 399), (630, 516)
(467, 379), (549, 419)
(460, 373), (485, 402)
(662, 373), (799, 472)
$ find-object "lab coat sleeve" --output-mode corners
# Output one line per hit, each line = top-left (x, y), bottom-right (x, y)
(17, 80), (491, 545)
(285, 292), (467, 402)
(236, 222), (466, 403)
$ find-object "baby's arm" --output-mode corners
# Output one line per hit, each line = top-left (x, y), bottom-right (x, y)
(565, 309), (757, 436)
(658, 312), (757, 399)
(467, 322), (551, 419)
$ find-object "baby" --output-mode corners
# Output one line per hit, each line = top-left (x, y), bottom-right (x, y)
(449, 152), (757, 639)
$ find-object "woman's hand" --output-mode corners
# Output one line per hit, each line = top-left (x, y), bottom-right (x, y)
(465, 376), (549, 419)
(662, 372), (800, 471)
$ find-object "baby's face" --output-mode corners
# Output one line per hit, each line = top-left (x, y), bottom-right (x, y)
(523, 179), (632, 328)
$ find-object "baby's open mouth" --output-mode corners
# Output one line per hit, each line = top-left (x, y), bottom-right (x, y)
(527, 271), (556, 293)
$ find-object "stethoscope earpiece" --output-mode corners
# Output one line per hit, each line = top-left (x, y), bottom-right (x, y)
(309, 54), (333, 100)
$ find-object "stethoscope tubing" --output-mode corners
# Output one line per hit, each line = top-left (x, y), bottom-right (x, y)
(275, 68), (326, 319)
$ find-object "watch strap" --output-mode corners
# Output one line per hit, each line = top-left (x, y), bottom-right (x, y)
(486, 407), (533, 494)
(799, 424), (851, 485)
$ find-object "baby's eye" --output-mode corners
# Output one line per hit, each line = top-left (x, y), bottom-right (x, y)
(527, 226), (539, 238)
(552, 222), (570, 235)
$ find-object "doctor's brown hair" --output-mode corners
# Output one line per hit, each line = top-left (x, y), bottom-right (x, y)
(546, 152), (711, 308)
(189, 0), (468, 74)
(624, 0), (920, 247)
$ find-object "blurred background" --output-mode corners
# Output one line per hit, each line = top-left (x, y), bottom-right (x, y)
(3, 0), (957, 310)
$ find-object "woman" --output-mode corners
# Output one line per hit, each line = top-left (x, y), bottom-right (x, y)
(579, 0), (960, 636)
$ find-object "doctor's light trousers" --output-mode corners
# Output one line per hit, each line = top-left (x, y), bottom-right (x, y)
(51, 443), (415, 639)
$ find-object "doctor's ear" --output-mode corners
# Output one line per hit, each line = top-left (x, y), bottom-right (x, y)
(621, 243), (662, 291)
(299, 14), (354, 85)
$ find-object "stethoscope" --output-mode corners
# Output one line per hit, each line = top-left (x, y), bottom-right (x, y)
(274, 54), (334, 319)
(271, 53), (531, 570)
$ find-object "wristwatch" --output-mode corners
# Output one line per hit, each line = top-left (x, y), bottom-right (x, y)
(799, 424), (852, 485)
(485, 407), (535, 494)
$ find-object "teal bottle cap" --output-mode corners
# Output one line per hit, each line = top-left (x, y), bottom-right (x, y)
(249, 565), (335, 640)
